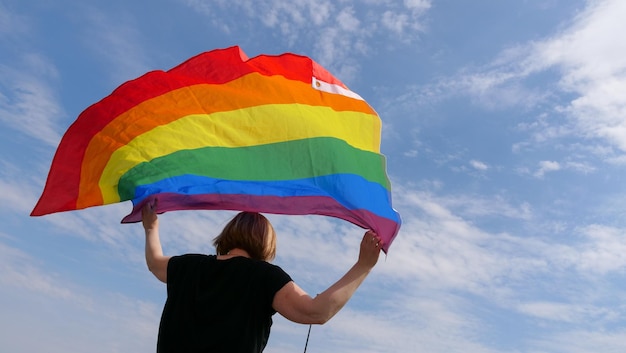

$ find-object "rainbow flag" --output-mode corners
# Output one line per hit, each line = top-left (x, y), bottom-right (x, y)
(31, 46), (401, 250)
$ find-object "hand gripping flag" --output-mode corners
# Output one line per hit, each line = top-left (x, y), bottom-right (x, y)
(31, 46), (401, 251)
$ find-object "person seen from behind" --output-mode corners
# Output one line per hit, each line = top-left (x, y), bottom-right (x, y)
(143, 199), (383, 353)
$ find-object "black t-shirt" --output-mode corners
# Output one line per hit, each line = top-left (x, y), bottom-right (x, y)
(156, 254), (293, 353)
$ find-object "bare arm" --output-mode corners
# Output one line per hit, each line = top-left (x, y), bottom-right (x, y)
(272, 230), (382, 324)
(142, 200), (171, 283)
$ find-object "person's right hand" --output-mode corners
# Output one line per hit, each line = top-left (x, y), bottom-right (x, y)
(357, 230), (382, 269)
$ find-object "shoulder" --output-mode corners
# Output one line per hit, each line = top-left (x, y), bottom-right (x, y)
(255, 260), (293, 291)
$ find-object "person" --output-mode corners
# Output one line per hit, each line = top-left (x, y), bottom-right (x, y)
(142, 199), (382, 353)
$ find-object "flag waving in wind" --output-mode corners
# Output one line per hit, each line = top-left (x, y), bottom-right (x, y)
(31, 46), (401, 251)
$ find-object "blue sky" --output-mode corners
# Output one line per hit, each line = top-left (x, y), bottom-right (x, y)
(2, 0), (626, 352)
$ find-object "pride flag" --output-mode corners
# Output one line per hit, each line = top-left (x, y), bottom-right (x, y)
(31, 46), (401, 250)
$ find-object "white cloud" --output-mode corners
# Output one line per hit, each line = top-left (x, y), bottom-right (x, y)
(576, 224), (626, 274)
(526, 0), (626, 152)
(528, 159), (595, 178)
(473, 1), (626, 155)
(403, 0), (626, 164)
(534, 160), (561, 178)
(470, 159), (489, 170)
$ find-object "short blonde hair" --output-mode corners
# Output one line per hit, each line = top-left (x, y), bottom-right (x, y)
(213, 212), (277, 261)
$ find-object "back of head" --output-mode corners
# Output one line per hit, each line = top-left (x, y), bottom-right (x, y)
(213, 212), (276, 261)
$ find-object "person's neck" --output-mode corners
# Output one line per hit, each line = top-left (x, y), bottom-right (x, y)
(217, 248), (250, 259)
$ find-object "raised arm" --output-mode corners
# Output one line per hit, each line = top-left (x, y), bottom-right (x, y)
(142, 200), (171, 283)
(272, 230), (382, 324)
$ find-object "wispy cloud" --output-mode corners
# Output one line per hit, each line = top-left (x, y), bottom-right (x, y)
(0, 242), (76, 300)
(0, 2), (29, 37)
(0, 56), (64, 146)
(0, 239), (160, 353)
(534, 160), (561, 178)
(0, 5), (66, 147)
(386, 185), (626, 326)
(380, 0), (431, 38)
(0, 164), (39, 214)
(534, 329), (626, 353)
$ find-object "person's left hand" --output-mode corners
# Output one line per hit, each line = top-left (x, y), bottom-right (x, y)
(142, 198), (158, 230)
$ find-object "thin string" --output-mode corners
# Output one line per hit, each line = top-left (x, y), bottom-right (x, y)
(303, 324), (312, 353)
